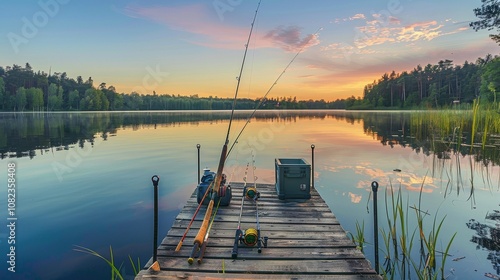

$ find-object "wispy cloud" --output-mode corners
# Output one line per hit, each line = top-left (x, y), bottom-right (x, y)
(123, 3), (250, 49)
(346, 13), (470, 49)
(123, 4), (319, 52)
(350, 13), (366, 20)
(397, 21), (443, 42)
(333, 13), (367, 23)
(264, 26), (320, 52)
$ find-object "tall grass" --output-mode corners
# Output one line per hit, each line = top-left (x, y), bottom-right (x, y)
(410, 99), (500, 196)
(356, 179), (456, 280)
(74, 245), (141, 280)
(348, 221), (366, 253)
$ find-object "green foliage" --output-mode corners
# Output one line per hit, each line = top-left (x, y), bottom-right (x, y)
(359, 55), (499, 110)
(348, 221), (366, 253)
(68, 89), (80, 110)
(15, 87), (26, 111)
(1, 57), (497, 112)
(480, 57), (500, 103)
(375, 181), (456, 280)
(470, 0), (500, 45)
(0, 77), (5, 110)
(26, 87), (44, 111)
(0, 63), (345, 111)
(48, 83), (63, 110)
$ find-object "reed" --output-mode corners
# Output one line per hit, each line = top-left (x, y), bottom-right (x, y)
(351, 179), (456, 279)
(409, 99), (500, 196)
(348, 220), (366, 253)
(74, 245), (141, 279)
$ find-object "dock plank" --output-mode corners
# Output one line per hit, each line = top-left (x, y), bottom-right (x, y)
(135, 183), (381, 279)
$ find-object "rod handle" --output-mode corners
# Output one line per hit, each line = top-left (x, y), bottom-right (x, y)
(197, 242), (208, 264)
(188, 243), (200, 265)
(175, 240), (183, 252)
(231, 229), (242, 259)
(257, 229), (262, 253)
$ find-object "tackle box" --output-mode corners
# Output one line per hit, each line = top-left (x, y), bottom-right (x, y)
(275, 158), (311, 199)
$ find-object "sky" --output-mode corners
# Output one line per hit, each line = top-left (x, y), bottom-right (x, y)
(1, 0), (499, 101)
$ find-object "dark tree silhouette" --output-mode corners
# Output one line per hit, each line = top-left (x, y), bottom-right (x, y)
(470, 0), (500, 45)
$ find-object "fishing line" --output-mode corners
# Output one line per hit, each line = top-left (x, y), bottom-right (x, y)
(226, 27), (323, 158)
(225, 0), (262, 144)
(189, 1), (262, 264)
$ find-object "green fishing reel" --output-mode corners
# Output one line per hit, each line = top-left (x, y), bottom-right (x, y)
(242, 228), (258, 246)
(239, 227), (268, 250)
(244, 186), (260, 200)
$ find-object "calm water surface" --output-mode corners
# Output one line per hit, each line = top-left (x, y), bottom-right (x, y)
(0, 110), (498, 279)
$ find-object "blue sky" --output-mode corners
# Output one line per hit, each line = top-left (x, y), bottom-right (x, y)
(1, 0), (498, 100)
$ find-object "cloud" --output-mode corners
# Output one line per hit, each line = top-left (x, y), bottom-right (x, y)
(389, 16), (401, 25)
(264, 26), (320, 52)
(123, 4), (320, 53)
(351, 13), (465, 49)
(397, 21), (443, 42)
(122, 3), (258, 49)
(350, 14), (366, 20)
(333, 13), (367, 23)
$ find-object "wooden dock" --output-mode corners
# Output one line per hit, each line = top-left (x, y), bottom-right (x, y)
(135, 183), (381, 279)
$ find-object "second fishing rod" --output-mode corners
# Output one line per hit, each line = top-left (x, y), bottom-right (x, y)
(232, 154), (268, 259)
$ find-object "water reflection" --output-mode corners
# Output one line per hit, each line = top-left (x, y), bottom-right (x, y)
(2, 111), (500, 163)
(0, 110), (499, 279)
(466, 211), (500, 275)
(0, 111), (335, 158)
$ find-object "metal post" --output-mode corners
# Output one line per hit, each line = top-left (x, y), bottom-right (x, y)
(197, 144), (201, 183)
(371, 181), (379, 274)
(311, 144), (315, 189)
(151, 175), (160, 263)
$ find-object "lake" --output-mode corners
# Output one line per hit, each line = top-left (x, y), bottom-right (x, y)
(0, 110), (499, 280)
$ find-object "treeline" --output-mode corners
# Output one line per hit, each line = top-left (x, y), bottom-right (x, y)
(350, 54), (500, 109)
(0, 63), (346, 111)
(3, 56), (497, 112)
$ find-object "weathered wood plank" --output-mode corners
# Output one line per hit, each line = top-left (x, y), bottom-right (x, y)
(155, 258), (376, 275)
(169, 219), (343, 231)
(174, 213), (339, 224)
(164, 227), (349, 240)
(136, 271), (382, 279)
(160, 237), (355, 248)
(157, 247), (365, 260)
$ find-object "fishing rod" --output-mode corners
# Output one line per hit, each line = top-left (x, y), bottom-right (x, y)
(226, 27), (323, 158)
(250, 155), (265, 253)
(188, 0), (261, 264)
(197, 157), (239, 264)
(231, 163), (249, 259)
(225, 0), (261, 144)
(174, 179), (213, 251)
(192, 196), (222, 264)
(232, 154), (267, 259)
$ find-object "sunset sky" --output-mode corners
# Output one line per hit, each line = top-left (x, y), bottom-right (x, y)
(1, 0), (498, 101)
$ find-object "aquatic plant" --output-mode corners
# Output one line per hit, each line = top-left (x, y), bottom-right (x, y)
(352, 180), (456, 280)
(74, 245), (141, 280)
(348, 220), (366, 253)
(409, 99), (500, 198)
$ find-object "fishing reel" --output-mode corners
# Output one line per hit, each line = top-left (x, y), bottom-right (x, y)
(244, 186), (259, 200)
(238, 227), (268, 251)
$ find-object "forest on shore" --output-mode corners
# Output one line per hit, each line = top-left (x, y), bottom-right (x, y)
(0, 54), (498, 112)
(350, 54), (500, 109)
